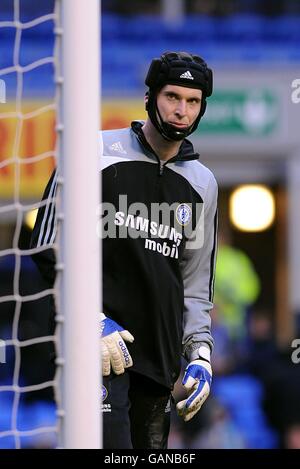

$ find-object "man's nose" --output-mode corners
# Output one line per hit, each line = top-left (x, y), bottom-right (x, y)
(175, 100), (187, 116)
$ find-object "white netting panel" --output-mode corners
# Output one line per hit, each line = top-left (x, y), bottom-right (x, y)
(0, 0), (59, 449)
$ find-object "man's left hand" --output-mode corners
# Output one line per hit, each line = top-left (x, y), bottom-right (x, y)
(176, 359), (212, 422)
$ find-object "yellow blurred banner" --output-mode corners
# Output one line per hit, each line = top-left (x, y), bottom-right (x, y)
(0, 102), (56, 199)
(102, 99), (146, 131)
(0, 99), (146, 199)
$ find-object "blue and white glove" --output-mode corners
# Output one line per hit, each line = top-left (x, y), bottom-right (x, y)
(100, 313), (134, 376)
(176, 347), (212, 422)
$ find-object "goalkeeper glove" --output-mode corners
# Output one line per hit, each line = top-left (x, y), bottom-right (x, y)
(100, 313), (134, 376)
(176, 347), (212, 422)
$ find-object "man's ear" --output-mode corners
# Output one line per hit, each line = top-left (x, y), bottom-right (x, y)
(144, 92), (149, 111)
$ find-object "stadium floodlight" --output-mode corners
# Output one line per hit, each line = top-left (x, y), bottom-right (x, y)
(0, 0), (101, 449)
(229, 184), (275, 232)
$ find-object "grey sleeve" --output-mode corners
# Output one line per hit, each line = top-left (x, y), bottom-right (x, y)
(180, 172), (218, 361)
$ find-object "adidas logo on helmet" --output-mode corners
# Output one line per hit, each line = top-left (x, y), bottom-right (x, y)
(180, 70), (194, 80)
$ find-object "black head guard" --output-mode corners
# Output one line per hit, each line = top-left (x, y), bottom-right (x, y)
(145, 51), (213, 141)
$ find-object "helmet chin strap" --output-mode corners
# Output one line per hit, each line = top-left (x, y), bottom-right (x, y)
(156, 106), (192, 141)
(147, 91), (201, 142)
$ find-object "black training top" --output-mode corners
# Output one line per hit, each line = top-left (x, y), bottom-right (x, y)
(31, 121), (218, 389)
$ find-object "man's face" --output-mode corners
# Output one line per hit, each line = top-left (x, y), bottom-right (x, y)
(156, 84), (202, 131)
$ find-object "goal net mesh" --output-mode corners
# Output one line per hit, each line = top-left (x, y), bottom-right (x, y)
(0, 0), (58, 449)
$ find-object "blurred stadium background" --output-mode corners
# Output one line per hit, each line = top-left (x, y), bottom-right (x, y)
(1, 0), (300, 449)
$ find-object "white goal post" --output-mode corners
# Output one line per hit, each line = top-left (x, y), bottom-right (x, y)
(55, 0), (101, 448)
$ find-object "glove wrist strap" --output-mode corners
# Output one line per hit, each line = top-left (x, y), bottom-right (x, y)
(187, 344), (211, 362)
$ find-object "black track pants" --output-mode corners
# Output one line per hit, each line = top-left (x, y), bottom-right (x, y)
(102, 371), (172, 449)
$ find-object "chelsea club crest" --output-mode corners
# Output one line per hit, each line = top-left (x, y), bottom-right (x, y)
(102, 385), (108, 402)
(176, 203), (192, 226)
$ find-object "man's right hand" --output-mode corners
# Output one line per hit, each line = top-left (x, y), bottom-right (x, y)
(100, 313), (134, 376)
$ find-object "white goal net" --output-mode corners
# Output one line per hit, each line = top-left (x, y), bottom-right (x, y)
(0, 0), (101, 449)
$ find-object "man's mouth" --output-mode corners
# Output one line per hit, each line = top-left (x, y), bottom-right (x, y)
(169, 122), (189, 129)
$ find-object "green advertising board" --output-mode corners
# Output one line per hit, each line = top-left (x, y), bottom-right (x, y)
(197, 89), (279, 136)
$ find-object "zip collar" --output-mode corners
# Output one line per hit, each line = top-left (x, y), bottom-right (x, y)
(131, 121), (200, 163)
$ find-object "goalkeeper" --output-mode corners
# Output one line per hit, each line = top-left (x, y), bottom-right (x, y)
(31, 51), (218, 449)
